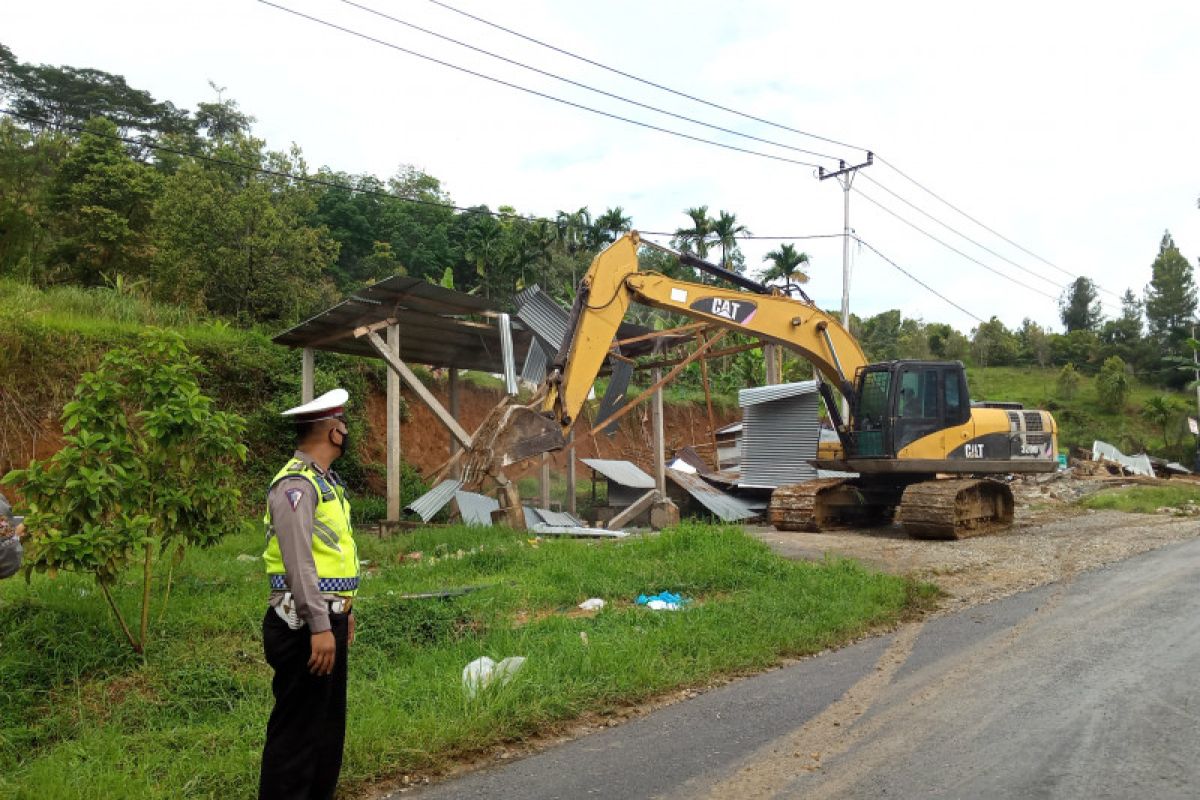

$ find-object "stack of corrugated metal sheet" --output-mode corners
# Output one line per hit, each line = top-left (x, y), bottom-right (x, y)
(737, 381), (820, 489)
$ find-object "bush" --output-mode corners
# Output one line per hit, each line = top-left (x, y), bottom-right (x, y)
(1095, 356), (1131, 412)
(1056, 363), (1080, 400)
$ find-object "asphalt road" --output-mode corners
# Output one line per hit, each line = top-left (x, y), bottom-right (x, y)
(395, 537), (1200, 799)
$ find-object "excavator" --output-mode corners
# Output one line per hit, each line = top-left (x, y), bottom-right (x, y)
(456, 232), (1058, 539)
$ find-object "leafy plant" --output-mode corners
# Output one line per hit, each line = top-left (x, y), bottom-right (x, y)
(1056, 363), (1080, 400)
(1095, 356), (1130, 412)
(2, 331), (246, 653)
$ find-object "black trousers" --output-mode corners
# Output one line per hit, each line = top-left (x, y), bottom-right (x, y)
(259, 609), (350, 800)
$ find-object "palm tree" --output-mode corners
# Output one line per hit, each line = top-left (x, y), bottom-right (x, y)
(710, 210), (749, 270)
(672, 206), (715, 259)
(554, 207), (592, 254)
(592, 206), (632, 245)
(760, 243), (811, 287)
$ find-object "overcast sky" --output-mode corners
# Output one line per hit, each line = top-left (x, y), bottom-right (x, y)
(6, 0), (1199, 333)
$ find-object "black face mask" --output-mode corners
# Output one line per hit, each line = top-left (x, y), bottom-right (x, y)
(330, 427), (349, 457)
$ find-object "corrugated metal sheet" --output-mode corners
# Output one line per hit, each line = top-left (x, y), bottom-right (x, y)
(666, 469), (757, 521)
(738, 380), (820, 407)
(528, 508), (588, 527)
(514, 285), (571, 352)
(1092, 440), (1155, 477)
(594, 357), (634, 437)
(513, 285), (692, 361)
(405, 479), (463, 521)
(454, 490), (498, 526)
(521, 338), (548, 386)
(739, 382), (821, 488)
(580, 458), (656, 489)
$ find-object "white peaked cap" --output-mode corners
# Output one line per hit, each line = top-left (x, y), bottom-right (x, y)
(281, 388), (349, 421)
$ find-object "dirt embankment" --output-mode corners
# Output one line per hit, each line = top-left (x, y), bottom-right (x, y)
(362, 378), (739, 490)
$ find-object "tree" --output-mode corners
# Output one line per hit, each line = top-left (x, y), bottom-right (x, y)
(0, 44), (192, 140)
(1099, 288), (1151, 368)
(1050, 329), (1099, 371)
(709, 209), (748, 270)
(927, 322), (970, 361)
(592, 206), (631, 245)
(672, 206), (715, 259)
(1056, 363), (1080, 400)
(0, 116), (69, 279)
(194, 82), (254, 141)
(1141, 395), (1190, 448)
(971, 317), (1019, 367)
(1059, 276), (1102, 332)
(151, 136), (337, 321)
(760, 243), (810, 287)
(47, 117), (161, 285)
(2, 333), (246, 653)
(1095, 355), (1131, 412)
(1016, 319), (1051, 367)
(1144, 231), (1197, 350)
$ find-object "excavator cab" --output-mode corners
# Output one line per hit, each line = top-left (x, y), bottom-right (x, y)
(847, 361), (971, 458)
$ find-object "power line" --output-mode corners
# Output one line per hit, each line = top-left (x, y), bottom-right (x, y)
(875, 154), (1122, 299)
(853, 187), (1067, 304)
(852, 236), (985, 324)
(335, 0), (844, 163)
(860, 172), (1067, 293)
(423, 0), (870, 154)
(422, 0), (1110, 305)
(258, 1), (827, 171)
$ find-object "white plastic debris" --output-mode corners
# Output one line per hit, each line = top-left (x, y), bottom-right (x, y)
(645, 599), (682, 611)
(462, 655), (527, 698)
(462, 656), (495, 698)
(578, 598), (606, 611)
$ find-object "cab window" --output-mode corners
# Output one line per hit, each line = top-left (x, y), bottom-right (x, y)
(898, 368), (939, 418)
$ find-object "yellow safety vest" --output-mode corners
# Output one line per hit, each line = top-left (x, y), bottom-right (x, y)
(262, 458), (359, 596)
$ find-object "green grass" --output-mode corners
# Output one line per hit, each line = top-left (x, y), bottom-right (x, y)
(967, 366), (1193, 455)
(1078, 484), (1200, 514)
(0, 522), (928, 799)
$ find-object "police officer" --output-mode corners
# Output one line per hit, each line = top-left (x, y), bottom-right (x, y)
(259, 389), (359, 800)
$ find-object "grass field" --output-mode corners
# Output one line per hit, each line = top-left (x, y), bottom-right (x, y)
(0, 522), (930, 799)
(1079, 484), (1200, 514)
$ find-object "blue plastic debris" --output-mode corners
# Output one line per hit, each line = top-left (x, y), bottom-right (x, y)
(635, 591), (687, 610)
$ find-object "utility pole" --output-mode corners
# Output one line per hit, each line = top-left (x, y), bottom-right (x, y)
(819, 152), (873, 418)
(1193, 324), (1199, 470)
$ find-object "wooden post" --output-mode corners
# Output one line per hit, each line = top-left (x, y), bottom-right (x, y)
(361, 330), (473, 448)
(386, 324), (401, 523)
(764, 343), (780, 385)
(540, 452), (551, 509)
(652, 367), (666, 496)
(698, 332), (719, 469)
(301, 348), (315, 403)
(566, 429), (577, 515)
(448, 368), (461, 477)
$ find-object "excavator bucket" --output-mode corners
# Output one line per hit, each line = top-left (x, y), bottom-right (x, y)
(458, 400), (566, 490)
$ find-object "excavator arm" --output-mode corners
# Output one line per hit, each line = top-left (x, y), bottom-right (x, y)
(540, 232), (867, 436)
(456, 232), (866, 492)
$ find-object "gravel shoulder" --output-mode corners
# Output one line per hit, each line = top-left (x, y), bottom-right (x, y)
(747, 477), (1200, 609)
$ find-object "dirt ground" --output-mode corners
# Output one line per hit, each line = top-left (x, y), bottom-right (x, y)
(747, 475), (1200, 610)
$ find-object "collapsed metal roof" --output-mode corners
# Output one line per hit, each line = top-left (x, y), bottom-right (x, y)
(273, 275), (534, 372)
(666, 468), (758, 522)
(580, 458), (656, 489)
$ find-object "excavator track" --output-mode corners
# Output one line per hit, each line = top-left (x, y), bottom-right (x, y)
(769, 478), (895, 532)
(897, 478), (1014, 540)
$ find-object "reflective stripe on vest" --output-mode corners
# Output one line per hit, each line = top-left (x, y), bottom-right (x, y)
(262, 458), (359, 596)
